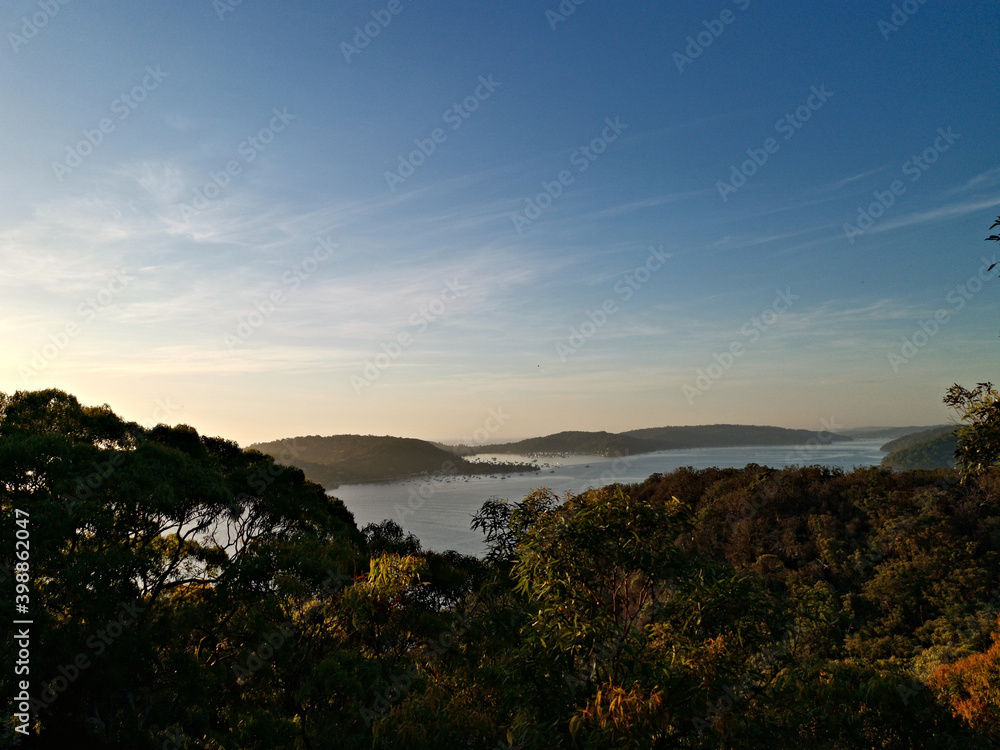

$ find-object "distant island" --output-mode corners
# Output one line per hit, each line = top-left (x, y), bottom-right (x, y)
(880, 425), (957, 470)
(250, 434), (539, 488)
(252, 424), (958, 488)
(251, 424), (875, 489)
(470, 424), (855, 457)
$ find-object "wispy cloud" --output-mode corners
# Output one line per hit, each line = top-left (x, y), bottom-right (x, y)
(589, 191), (710, 219)
(948, 166), (1000, 194)
(823, 167), (888, 192)
(872, 195), (1000, 235)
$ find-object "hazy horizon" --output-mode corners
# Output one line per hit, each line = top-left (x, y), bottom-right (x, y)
(2, 2), (998, 448)
(231, 419), (951, 451)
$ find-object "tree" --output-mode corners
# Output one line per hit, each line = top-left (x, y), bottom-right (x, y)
(0, 389), (364, 747)
(935, 218), (1000, 478)
(498, 485), (786, 746)
(944, 382), (1000, 479)
(986, 216), (1000, 244)
(928, 617), (1000, 742)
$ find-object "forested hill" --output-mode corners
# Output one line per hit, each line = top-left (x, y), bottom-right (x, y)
(475, 424), (853, 456)
(470, 430), (656, 457)
(881, 425), (957, 454)
(6, 389), (1000, 746)
(623, 424), (853, 449)
(881, 426), (958, 470)
(250, 434), (538, 487)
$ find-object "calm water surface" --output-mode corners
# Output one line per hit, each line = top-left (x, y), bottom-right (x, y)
(328, 440), (887, 556)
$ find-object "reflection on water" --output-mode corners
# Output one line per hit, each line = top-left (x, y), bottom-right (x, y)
(329, 441), (887, 557)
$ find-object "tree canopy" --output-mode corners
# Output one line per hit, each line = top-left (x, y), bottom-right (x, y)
(3, 389), (1000, 748)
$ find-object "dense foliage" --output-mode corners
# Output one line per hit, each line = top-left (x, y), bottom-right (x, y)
(946, 382), (1000, 479)
(880, 428), (957, 470)
(3, 390), (1000, 748)
(880, 426), (957, 454)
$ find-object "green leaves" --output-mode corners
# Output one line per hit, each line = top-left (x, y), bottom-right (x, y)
(7, 389), (1000, 747)
(986, 215), (1000, 242)
(0, 389), (367, 747)
(944, 382), (1000, 480)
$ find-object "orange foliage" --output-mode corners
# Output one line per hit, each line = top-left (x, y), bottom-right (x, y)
(569, 682), (670, 741)
(928, 617), (1000, 736)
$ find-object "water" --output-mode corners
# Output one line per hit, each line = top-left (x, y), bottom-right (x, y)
(328, 440), (887, 557)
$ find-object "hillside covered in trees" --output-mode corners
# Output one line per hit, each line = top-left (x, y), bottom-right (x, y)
(250, 424), (859, 485)
(881, 426), (958, 470)
(3, 389), (1000, 748)
(475, 424), (854, 457)
(880, 426), (957, 453)
(250, 434), (538, 487)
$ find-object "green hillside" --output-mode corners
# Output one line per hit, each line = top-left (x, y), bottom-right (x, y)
(881, 425), (957, 453)
(881, 427), (958, 470)
(475, 430), (657, 456)
(477, 424), (851, 456)
(250, 434), (538, 487)
(8, 389), (1000, 747)
(623, 423), (853, 450)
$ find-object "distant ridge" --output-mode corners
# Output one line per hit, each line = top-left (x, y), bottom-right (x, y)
(880, 426), (958, 470)
(252, 424), (930, 487)
(468, 431), (653, 457)
(879, 425), (957, 453)
(473, 424), (852, 457)
(843, 425), (952, 442)
(250, 434), (538, 488)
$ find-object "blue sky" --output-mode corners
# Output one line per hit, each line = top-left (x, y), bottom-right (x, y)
(2, 0), (998, 445)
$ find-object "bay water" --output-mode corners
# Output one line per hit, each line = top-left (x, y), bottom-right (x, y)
(328, 440), (887, 557)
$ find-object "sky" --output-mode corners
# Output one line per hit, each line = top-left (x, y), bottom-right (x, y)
(1, 1), (999, 446)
